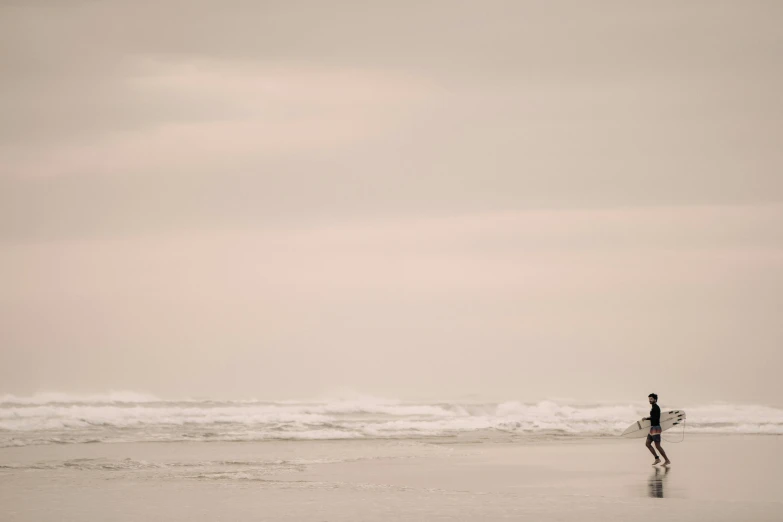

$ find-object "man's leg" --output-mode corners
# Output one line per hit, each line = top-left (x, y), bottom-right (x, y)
(646, 437), (660, 463)
(655, 441), (670, 465)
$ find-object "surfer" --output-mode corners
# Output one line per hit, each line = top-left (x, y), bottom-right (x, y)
(644, 393), (671, 466)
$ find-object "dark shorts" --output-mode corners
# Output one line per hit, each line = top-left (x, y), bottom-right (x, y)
(647, 426), (662, 443)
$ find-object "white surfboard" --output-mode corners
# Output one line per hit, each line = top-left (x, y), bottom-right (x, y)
(621, 410), (686, 438)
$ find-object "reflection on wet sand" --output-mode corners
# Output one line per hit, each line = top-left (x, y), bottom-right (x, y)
(648, 466), (670, 498)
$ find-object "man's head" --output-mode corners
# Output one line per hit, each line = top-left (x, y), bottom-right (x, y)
(648, 393), (658, 404)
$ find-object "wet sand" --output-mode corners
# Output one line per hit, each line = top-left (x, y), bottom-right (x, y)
(1, 435), (781, 521)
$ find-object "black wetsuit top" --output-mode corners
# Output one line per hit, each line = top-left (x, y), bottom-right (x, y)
(650, 403), (661, 426)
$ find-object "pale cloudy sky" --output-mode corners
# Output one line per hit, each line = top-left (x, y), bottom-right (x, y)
(1, 1), (781, 405)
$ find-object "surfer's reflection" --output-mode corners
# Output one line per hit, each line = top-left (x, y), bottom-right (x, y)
(648, 466), (670, 498)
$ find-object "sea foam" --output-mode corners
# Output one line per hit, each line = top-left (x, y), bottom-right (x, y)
(1, 394), (781, 447)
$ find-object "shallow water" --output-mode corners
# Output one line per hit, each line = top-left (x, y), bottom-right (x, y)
(1, 435), (781, 521)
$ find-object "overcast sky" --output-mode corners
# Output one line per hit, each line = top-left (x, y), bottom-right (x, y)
(1, 1), (781, 405)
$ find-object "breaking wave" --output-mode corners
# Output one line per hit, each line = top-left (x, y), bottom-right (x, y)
(1, 394), (781, 447)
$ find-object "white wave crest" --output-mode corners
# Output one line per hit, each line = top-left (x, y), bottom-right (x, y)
(0, 391), (162, 405)
(1, 394), (781, 447)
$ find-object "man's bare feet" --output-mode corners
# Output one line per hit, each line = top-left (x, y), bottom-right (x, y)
(663, 460), (671, 466)
(652, 458), (661, 466)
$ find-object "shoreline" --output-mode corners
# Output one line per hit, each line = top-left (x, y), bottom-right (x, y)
(2, 435), (781, 516)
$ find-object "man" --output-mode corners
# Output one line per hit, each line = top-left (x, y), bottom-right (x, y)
(644, 393), (671, 466)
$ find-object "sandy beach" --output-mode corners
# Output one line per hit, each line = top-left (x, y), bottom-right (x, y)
(2, 434), (781, 521)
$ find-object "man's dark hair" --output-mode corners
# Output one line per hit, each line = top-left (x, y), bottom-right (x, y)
(648, 393), (658, 400)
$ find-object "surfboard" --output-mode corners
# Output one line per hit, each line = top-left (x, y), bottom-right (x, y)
(621, 410), (686, 438)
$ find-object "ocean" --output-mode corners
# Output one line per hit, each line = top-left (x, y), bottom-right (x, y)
(2, 392), (782, 448)
(3, 393), (783, 521)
